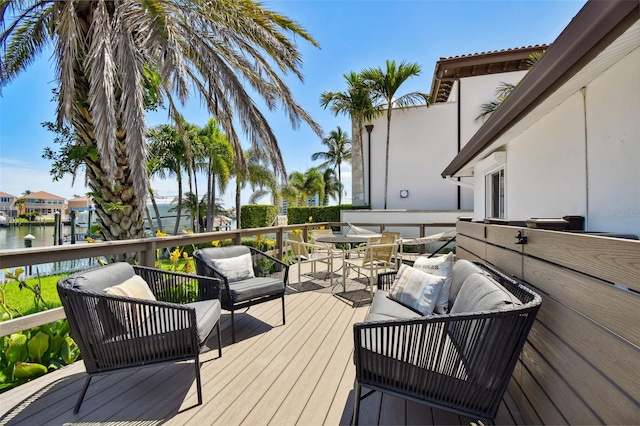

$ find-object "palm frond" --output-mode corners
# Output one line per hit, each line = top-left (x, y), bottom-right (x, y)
(1, 3), (52, 89)
(87, 0), (118, 182)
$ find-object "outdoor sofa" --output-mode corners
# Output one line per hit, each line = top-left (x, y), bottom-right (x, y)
(352, 259), (542, 424)
(57, 262), (222, 414)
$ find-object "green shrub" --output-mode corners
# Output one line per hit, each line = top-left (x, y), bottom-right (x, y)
(240, 204), (279, 229)
(287, 205), (369, 226)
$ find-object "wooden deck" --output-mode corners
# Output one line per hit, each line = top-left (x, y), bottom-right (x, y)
(0, 260), (521, 426)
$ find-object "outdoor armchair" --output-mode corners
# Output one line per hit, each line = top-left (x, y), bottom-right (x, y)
(57, 262), (222, 414)
(193, 246), (289, 343)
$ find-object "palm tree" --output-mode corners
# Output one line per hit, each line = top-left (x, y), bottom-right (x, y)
(235, 148), (277, 227)
(311, 126), (351, 205)
(321, 168), (342, 206)
(288, 168), (324, 206)
(171, 192), (206, 232)
(199, 119), (233, 232)
(320, 72), (378, 205)
(360, 60), (430, 209)
(146, 156), (165, 233)
(1, 0), (321, 243)
(147, 124), (188, 235)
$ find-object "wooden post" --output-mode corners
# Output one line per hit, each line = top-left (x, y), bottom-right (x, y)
(70, 211), (76, 244)
(276, 228), (284, 261)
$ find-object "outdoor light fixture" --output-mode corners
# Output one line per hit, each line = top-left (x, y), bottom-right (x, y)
(400, 189), (409, 198)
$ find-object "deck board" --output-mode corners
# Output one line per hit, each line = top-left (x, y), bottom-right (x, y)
(0, 259), (517, 426)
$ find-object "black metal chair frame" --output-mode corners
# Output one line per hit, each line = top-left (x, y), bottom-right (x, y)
(193, 246), (289, 343)
(57, 265), (222, 414)
(352, 262), (542, 424)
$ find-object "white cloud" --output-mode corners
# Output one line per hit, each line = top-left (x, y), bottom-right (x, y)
(0, 157), (84, 199)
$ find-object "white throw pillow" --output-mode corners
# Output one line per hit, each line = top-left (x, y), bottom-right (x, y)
(104, 275), (156, 301)
(212, 253), (255, 282)
(387, 264), (446, 315)
(414, 252), (454, 314)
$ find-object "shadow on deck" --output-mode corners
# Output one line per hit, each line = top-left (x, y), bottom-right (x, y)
(0, 260), (522, 425)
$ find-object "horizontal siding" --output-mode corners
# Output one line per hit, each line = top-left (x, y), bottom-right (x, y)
(456, 221), (640, 425)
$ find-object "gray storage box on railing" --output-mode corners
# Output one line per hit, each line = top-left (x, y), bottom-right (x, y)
(352, 260), (542, 424)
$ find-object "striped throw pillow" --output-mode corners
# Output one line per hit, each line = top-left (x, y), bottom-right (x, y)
(387, 264), (446, 315)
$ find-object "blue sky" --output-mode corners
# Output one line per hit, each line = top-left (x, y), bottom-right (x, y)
(0, 0), (586, 208)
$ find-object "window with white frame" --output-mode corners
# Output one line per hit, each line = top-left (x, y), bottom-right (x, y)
(485, 168), (505, 219)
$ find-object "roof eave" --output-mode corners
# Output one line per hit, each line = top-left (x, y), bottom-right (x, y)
(441, 0), (640, 178)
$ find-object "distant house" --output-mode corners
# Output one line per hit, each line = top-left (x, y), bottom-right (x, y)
(355, 45), (546, 212)
(21, 191), (66, 219)
(441, 0), (639, 236)
(0, 191), (17, 218)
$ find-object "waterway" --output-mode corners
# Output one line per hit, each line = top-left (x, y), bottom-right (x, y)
(0, 224), (86, 250)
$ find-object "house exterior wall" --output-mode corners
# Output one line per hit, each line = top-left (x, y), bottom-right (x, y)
(364, 70), (527, 212)
(584, 47), (640, 234)
(505, 92), (587, 221)
(459, 71), (528, 147)
(366, 103), (457, 210)
(470, 46), (640, 235)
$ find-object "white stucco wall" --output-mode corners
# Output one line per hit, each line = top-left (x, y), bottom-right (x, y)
(364, 70), (528, 212)
(470, 46), (640, 235)
(584, 47), (640, 234)
(505, 93), (587, 220)
(366, 103), (458, 210)
(459, 71), (528, 147)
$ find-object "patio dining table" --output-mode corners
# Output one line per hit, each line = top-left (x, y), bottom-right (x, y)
(314, 235), (373, 293)
(313, 235), (371, 247)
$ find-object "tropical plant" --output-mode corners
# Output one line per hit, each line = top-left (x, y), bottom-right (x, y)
(171, 192), (206, 232)
(288, 168), (324, 206)
(320, 72), (379, 204)
(1, 0), (321, 244)
(148, 124), (188, 235)
(476, 51), (545, 122)
(235, 148), (277, 226)
(311, 126), (352, 205)
(360, 60), (430, 209)
(199, 119), (233, 232)
(321, 168), (342, 206)
(0, 321), (80, 393)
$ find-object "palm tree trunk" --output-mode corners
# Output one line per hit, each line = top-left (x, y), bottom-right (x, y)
(83, 152), (146, 261)
(148, 187), (163, 231)
(193, 160), (200, 232)
(384, 108), (392, 209)
(69, 59), (145, 252)
(186, 164), (196, 232)
(174, 172), (183, 235)
(145, 204), (155, 234)
(235, 178), (242, 230)
(206, 163), (214, 232)
(337, 162), (342, 205)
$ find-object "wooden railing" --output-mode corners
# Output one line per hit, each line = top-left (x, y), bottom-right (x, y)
(0, 221), (455, 337)
(456, 221), (640, 425)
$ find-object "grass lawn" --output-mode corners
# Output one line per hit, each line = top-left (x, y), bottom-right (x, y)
(2, 274), (64, 319)
(1, 260), (195, 321)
